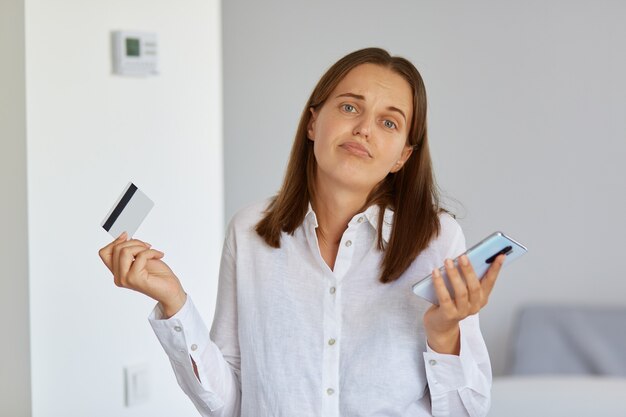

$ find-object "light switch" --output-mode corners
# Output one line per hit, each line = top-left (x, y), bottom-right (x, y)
(124, 363), (150, 407)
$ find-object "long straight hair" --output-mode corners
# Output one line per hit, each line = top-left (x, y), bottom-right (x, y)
(255, 47), (441, 283)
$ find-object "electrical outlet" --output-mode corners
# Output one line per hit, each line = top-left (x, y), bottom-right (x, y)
(124, 363), (150, 407)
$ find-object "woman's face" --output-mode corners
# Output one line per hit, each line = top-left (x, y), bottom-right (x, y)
(308, 63), (414, 195)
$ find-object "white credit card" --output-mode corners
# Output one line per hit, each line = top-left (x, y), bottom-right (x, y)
(101, 182), (154, 238)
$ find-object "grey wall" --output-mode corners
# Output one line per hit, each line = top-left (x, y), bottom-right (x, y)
(223, 0), (626, 375)
(0, 0), (31, 415)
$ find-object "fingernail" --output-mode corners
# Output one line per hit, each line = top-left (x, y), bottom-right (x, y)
(460, 255), (469, 266)
(118, 231), (127, 239)
(145, 242), (152, 248)
(445, 259), (453, 267)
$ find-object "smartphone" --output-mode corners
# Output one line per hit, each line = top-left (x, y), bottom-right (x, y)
(411, 231), (527, 304)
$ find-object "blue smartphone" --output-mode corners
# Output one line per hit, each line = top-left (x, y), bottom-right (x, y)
(411, 231), (527, 304)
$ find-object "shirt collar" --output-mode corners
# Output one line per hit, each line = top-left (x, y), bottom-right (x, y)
(305, 202), (318, 228)
(305, 202), (394, 243)
(363, 204), (394, 243)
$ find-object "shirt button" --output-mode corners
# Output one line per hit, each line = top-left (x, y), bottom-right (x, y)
(429, 359), (437, 366)
(191, 344), (198, 351)
(345, 240), (352, 247)
(174, 326), (182, 332)
(326, 388), (334, 395)
(329, 287), (336, 294)
(357, 217), (364, 223)
(328, 338), (336, 346)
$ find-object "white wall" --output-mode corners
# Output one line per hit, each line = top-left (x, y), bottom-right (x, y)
(20, 0), (222, 416)
(223, 0), (626, 376)
(0, 0), (31, 415)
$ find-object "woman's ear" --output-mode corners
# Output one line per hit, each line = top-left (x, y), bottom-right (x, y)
(307, 107), (318, 141)
(390, 144), (414, 173)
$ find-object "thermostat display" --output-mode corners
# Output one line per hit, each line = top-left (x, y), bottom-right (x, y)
(112, 31), (158, 76)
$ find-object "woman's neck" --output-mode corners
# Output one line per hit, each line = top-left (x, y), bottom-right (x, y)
(312, 179), (369, 246)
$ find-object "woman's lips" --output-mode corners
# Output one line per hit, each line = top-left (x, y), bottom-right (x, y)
(340, 142), (372, 158)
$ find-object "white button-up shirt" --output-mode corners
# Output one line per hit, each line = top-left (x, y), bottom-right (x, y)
(149, 200), (492, 417)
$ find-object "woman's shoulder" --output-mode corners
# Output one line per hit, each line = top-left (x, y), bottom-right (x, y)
(229, 197), (273, 227)
(437, 210), (462, 238)
(403, 210), (465, 277)
(222, 198), (274, 253)
(226, 197), (274, 236)
(431, 210), (465, 257)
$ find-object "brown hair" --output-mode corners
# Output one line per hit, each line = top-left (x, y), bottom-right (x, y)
(255, 47), (441, 283)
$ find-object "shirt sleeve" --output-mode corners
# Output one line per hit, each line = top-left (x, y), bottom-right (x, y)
(423, 314), (492, 417)
(422, 219), (492, 417)
(148, 239), (241, 417)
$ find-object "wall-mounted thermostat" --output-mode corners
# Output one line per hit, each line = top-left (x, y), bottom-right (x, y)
(112, 31), (158, 77)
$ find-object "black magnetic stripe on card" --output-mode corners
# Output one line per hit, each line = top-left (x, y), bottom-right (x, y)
(102, 183), (138, 232)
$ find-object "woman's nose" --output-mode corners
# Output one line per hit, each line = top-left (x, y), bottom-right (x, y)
(353, 114), (373, 138)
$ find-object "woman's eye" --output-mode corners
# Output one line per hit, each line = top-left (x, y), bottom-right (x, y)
(383, 120), (397, 129)
(342, 104), (356, 113)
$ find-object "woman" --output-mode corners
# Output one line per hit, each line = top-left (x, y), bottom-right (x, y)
(99, 47), (503, 417)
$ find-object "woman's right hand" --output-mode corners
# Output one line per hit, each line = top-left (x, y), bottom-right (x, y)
(98, 232), (187, 318)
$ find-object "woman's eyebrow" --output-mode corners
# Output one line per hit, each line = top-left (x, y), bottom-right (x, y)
(335, 92), (407, 123)
(336, 92), (365, 101)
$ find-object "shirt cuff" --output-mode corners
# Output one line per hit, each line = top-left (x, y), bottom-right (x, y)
(148, 296), (211, 365)
(423, 321), (485, 397)
(423, 345), (468, 395)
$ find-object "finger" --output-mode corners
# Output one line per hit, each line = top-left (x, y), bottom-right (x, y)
(458, 255), (482, 313)
(480, 254), (505, 300)
(111, 238), (151, 277)
(114, 244), (154, 287)
(112, 237), (151, 252)
(111, 238), (152, 264)
(444, 258), (468, 311)
(432, 267), (454, 309)
(128, 249), (166, 283)
(98, 232), (128, 271)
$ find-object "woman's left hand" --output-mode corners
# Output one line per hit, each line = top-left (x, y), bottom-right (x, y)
(423, 254), (505, 355)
